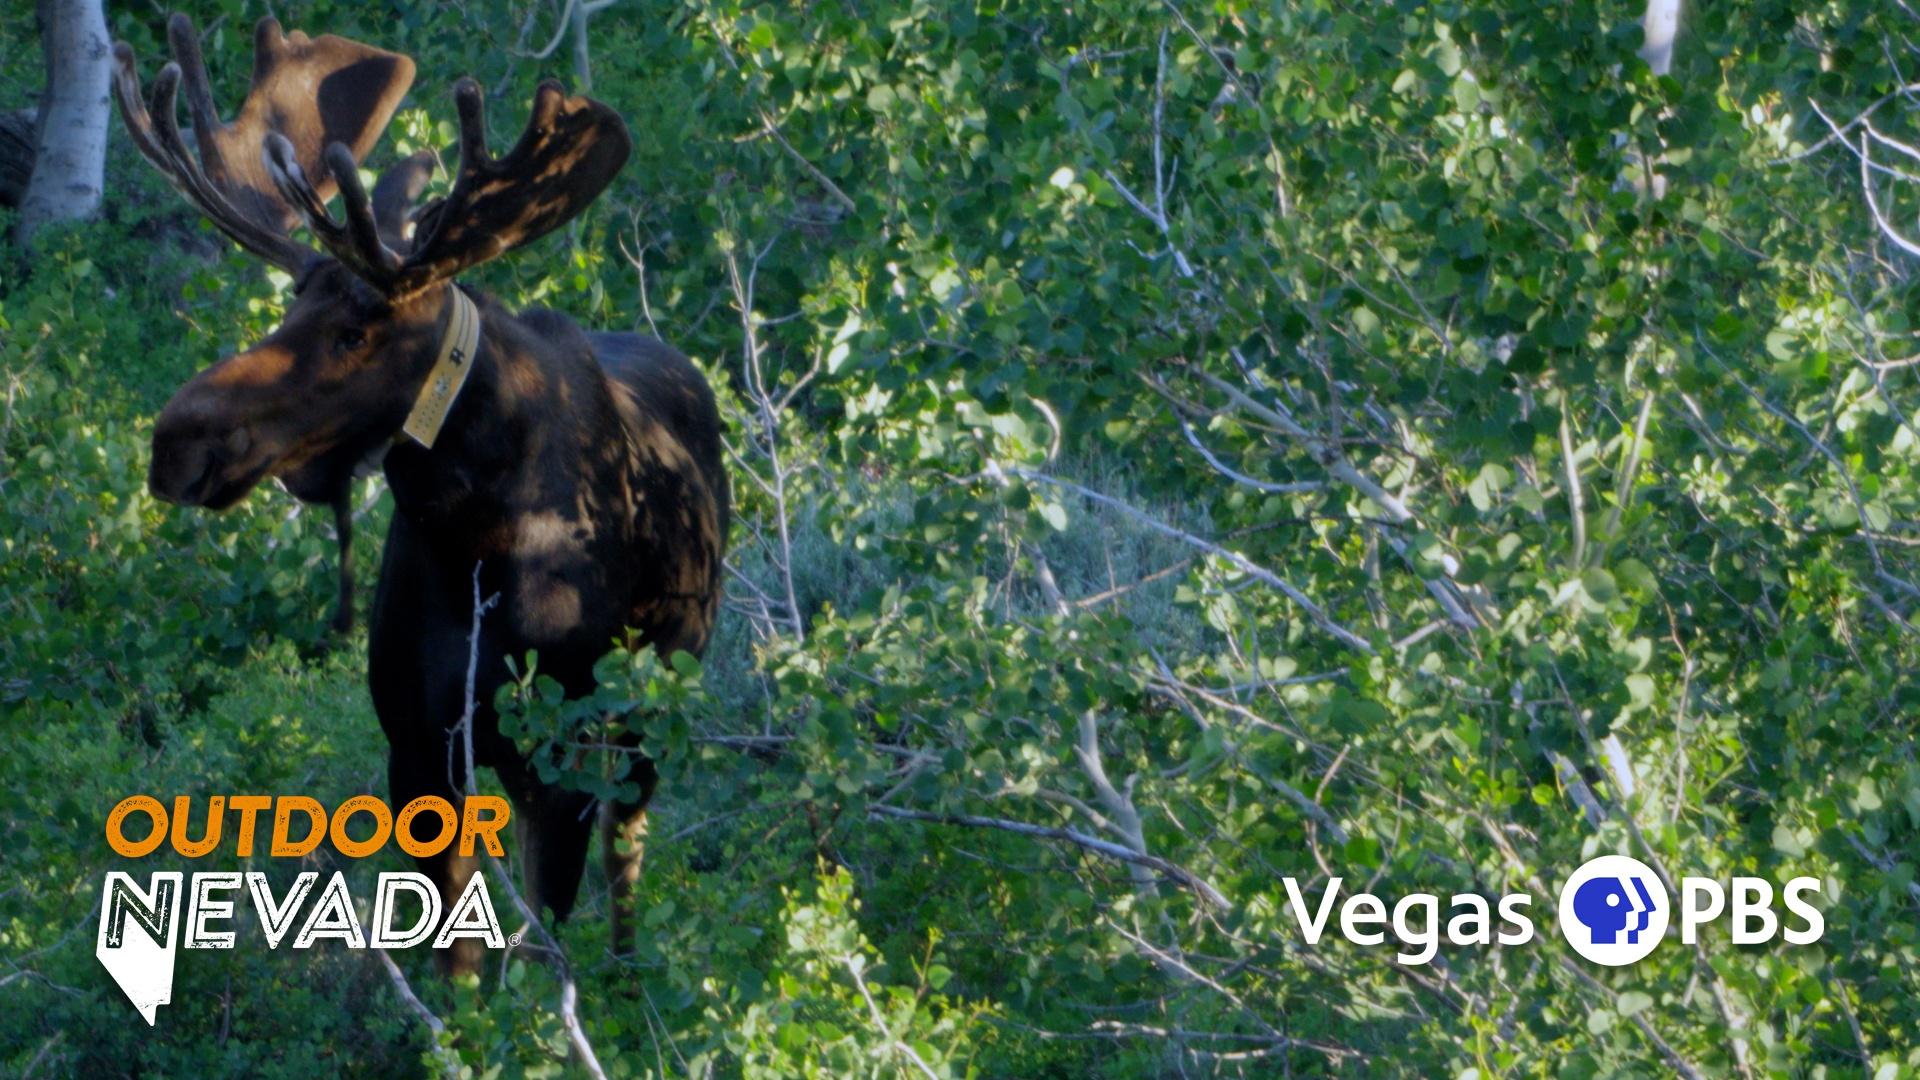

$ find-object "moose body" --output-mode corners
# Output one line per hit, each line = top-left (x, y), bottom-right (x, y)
(369, 292), (728, 970)
(114, 14), (727, 972)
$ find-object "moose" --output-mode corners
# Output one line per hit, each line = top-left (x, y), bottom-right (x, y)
(112, 15), (729, 973)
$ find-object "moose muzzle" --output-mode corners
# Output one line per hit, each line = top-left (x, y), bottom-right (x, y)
(148, 392), (263, 510)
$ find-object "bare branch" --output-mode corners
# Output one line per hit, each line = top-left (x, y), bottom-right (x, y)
(516, 0), (580, 60)
(375, 950), (461, 1079)
(1862, 131), (1920, 259)
(1560, 409), (1588, 568)
(845, 956), (942, 1080)
(1554, 955), (1704, 1079)
(1177, 415), (1323, 494)
(1776, 84), (1920, 164)
(757, 111), (856, 213)
(1845, 832), (1920, 904)
(993, 463), (1374, 653)
(458, 563), (609, 1080)
(868, 804), (1231, 909)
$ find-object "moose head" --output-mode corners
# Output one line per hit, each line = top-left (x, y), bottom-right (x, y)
(115, 14), (631, 511)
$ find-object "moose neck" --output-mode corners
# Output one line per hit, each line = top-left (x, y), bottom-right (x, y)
(380, 287), (616, 563)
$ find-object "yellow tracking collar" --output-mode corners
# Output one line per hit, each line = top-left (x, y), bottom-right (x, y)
(401, 287), (481, 448)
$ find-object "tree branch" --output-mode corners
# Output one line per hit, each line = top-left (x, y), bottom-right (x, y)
(868, 804), (1231, 910)
(375, 949), (461, 1079)
(990, 463), (1374, 653)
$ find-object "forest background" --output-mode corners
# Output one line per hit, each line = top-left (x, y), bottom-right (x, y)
(3, 0), (1920, 1076)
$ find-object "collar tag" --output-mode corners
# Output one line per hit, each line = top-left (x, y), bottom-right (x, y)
(401, 288), (481, 448)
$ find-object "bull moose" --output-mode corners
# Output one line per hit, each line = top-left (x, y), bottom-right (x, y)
(112, 14), (729, 972)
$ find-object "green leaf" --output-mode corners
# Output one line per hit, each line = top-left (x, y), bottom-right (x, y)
(1452, 75), (1481, 113)
(1772, 824), (1808, 857)
(1625, 674), (1655, 711)
(1854, 776), (1884, 813)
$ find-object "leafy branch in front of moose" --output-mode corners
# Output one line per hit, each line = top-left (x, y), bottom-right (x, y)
(495, 641), (709, 805)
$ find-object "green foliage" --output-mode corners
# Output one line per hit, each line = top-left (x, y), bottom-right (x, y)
(715, 864), (986, 1080)
(0, 233), (351, 727)
(7, 0), (1920, 1076)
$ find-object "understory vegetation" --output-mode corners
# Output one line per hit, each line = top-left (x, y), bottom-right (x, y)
(4, 0), (1920, 1076)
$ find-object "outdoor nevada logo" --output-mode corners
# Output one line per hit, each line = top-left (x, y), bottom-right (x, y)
(97, 795), (514, 1024)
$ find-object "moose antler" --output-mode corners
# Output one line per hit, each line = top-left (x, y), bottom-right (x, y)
(113, 14), (415, 273)
(264, 78), (633, 296)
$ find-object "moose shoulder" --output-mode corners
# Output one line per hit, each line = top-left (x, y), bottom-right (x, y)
(114, 14), (729, 974)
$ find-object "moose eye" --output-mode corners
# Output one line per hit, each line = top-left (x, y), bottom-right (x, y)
(337, 327), (367, 352)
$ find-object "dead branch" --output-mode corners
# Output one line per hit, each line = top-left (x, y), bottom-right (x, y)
(867, 803), (1231, 910)
(375, 949), (461, 1079)
(458, 563), (609, 1080)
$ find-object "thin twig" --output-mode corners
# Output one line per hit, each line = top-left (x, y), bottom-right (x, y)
(376, 949), (461, 1079)
(458, 563), (609, 1080)
(991, 463), (1373, 653)
(868, 804), (1231, 909)
(1559, 409), (1588, 569)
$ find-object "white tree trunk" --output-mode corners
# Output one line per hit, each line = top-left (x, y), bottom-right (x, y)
(1640, 0), (1681, 76)
(18, 0), (111, 244)
(571, 0), (593, 92)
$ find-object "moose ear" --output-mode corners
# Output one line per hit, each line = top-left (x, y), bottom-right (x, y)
(371, 150), (436, 253)
(201, 17), (415, 234)
(113, 14), (414, 270)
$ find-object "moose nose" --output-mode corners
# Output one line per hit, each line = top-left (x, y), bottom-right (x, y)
(149, 406), (257, 506)
(148, 430), (226, 506)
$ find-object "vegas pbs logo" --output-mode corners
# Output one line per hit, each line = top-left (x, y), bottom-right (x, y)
(1558, 855), (1670, 966)
(1556, 853), (1826, 967)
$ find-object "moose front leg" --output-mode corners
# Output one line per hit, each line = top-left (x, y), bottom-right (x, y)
(329, 489), (355, 635)
(604, 755), (660, 956)
(494, 754), (601, 929)
(388, 744), (484, 977)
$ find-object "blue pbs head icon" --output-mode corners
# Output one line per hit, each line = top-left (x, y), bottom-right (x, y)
(1558, 854), (1669, 965)
(1572, 875), (1658, 945)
